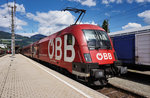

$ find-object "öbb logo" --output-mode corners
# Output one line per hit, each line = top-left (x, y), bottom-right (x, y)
(48, 35), (75, 62)
(96, 53), (112, 60)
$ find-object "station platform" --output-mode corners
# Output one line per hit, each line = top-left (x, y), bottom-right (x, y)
(128, 69), (150, 76)
(109, 77), (150, 97)
(0, 54), (107, 98)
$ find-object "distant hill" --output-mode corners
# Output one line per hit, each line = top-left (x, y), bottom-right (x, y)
(0, 31), (46, 47)
(30, 34), (46, 40)
(0, 31), (28, 39)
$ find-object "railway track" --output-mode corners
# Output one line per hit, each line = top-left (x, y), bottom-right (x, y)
(121, 70), (150, 85)
(95, 83), (145, 98)
(49, 63), (149, 98)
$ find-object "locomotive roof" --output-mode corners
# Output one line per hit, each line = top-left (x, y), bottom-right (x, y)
(22, 24), (105, 48)
(109, 25), (150, 37)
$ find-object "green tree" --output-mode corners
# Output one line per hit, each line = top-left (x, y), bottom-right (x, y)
(102, 19), (110, 33)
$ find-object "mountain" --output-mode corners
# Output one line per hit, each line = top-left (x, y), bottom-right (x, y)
(30, 34), (46, 40)
(0, 31), (28, 39)
(0, 31), (46, 47)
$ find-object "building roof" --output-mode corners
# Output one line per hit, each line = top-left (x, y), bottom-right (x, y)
(0, 44), (7, 48)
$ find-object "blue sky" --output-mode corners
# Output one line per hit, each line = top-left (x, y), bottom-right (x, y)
(0, 0), (150, 37)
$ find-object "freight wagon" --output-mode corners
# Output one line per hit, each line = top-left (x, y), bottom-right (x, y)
(109, 25), (150, 66)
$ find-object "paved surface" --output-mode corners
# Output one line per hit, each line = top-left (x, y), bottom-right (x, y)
(109, 77), (150, 98)
(0, 54), (107, 98)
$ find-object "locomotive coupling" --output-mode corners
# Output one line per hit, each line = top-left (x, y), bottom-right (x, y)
(114, 60), (127, 74)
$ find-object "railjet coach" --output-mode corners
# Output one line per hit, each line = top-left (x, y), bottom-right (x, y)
(22, 24), (127, 85)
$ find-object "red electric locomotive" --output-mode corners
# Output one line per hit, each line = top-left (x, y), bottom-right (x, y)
(22, 24), (127, 85)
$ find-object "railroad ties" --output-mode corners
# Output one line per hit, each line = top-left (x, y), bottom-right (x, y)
(0, 54), (107, 98)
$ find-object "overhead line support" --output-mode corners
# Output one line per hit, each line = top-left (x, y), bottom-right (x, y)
(10, 5), (16, 56)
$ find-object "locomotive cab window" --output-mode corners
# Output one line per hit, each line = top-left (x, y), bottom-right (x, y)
(67, 34), (73, 45)
(83, 29), (112, 50)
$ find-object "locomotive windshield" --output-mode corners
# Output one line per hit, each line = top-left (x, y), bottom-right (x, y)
(83, 30), (112, 50)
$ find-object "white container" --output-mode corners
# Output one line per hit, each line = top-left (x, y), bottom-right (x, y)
(135, 33), (150, 66)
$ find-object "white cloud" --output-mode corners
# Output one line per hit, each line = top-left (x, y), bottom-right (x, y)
(122, 23), (142, 29)
(15, 18), (27, 26)
(102, 0), (109, 4)
(116, 0), (122, 3)
(102, 0), (150, 4)
(110, 0), (116, 2)
(112, 10), (120, 13)
(80, 21), (97, 25)
(26, 10), (98, 37)
(69, 0), (96, 7)
(0, 2), (27, 32)
(1, 2), (25, 13)
(18, 20), (97, 37)
(127, 0), (134, 3)
(138, 10), (150, 24)
(16, 32), (38, 37)
(102, 0), (122, 4)
(136, 0), (144, 2)
(135, 0), (150, 3)
(26, 11), (75, 36)
(105, 12), (110, 17)
(26, 13), (34, 19)
(81, 0), (96, 6)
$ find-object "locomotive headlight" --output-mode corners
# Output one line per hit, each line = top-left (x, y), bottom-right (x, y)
(84, 53), (92, 62)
